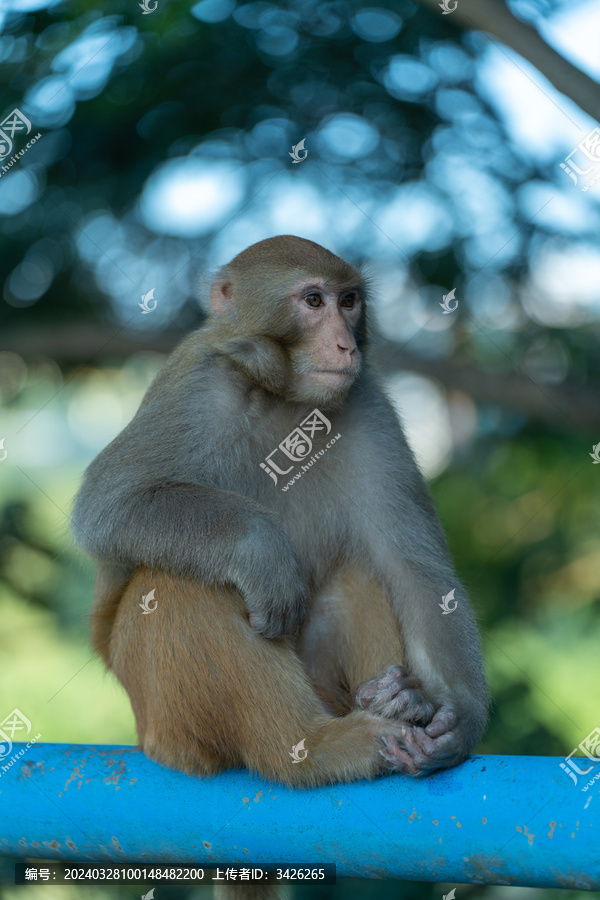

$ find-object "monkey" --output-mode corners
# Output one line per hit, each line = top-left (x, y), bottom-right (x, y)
(71, 236), (488, 895)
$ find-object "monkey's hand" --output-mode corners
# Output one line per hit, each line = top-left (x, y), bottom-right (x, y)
(229, 514), (307, 638)
(378, 706), (477, 776)
(355, 665), (435, 726)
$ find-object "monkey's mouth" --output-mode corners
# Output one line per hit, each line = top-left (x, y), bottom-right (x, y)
(312, 368), (357, 380)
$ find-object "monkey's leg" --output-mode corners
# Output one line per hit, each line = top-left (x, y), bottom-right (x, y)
(297, 565), (434, 725)
(104, 567), (416, 787)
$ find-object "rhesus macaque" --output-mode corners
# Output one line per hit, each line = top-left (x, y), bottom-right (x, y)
(72, 236), (488, 861)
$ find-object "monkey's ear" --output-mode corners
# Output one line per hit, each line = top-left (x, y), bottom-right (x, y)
(210, 278), (236, 315)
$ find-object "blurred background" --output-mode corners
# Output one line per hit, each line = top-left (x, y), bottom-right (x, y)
(0, 0), (599, 897)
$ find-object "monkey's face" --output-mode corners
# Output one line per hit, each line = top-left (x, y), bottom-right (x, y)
(285, 279), (363, 407)
(209, 236), (367, 408)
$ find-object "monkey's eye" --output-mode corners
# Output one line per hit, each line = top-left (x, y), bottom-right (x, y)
(341, 292), (358, 308)
(304, 293), (323, 308)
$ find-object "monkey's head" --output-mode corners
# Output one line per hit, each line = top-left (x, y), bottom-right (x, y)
(209, 235), (368, 409)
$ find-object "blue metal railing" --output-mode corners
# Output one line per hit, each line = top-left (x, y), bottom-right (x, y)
(1, 744), (598, 889)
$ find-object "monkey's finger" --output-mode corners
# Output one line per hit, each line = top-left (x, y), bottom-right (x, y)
(355, 666), (434, 725)
(407, 726), (468, 774)
(424, 707), (457, 737)
(411, 727), (447, 756)
(379, 735), (420, 775)
(383, 727), (443, 777)
(374, 664), (408, 687)
(385, 692), (435, 725)
(354, 684), (378, 708)
(355, 665), (412, 707)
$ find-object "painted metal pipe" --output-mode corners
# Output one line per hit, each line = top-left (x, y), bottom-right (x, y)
(0, 744), (598, 889)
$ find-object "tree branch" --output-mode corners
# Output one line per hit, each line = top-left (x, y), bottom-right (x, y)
(2, 325), (598, 433)
(376, 340), (599, 435)
(417, 0), (600, 124)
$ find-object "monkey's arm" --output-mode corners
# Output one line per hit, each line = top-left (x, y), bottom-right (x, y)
(356, 391), (489, 773)
(72, 474), (306, 638)
(379, 549), (489, 775)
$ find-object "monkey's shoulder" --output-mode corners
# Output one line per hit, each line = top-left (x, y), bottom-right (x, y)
(132, 338), (246, 422)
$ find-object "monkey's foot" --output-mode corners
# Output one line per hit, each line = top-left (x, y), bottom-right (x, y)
(355, 665), (435, 726)
(378, 707), (468, 776)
